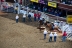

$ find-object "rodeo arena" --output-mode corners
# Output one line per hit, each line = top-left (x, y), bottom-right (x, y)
(0, 0), (72, 48)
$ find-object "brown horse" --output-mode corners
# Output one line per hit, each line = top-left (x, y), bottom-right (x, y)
(46, 23), (53, 31)
(46, 22), (62, 33)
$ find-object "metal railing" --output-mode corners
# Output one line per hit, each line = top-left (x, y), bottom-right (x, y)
(67, 32), (72, 38)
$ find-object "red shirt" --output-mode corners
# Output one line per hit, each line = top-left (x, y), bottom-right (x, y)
(63, 32), (67, 36)
(34, 13), (37, 17)
(20, 0), (22, 4)
(37, 13), (41, 18)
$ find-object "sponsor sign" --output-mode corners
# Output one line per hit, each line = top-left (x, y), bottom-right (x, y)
(30, 0), (38, 3)
(67, 15), (72, 24)
(48, 2), (57, 8)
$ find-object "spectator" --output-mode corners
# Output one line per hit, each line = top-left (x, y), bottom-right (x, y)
(34, 13), (37, 21)
(62, 31), (67, 42)
(54, 10), (58, 16)
(59, 11), (62, 16)
(53, 32), (58, 42)
(29, 12), (34, 18)
(56, 11), (59, 16)
(43, 28), (48, 39)
(28, 14), (32, 22)
(44, 7), (47, 13)
(33, 5), (35, 10)
(38, 7), (40, 11)
(51, 9), (54, 15)
(42, 6), (45, 12)
(15, 6), (18, 14)
(22, 14), (26, 22)
(49, 32), (53, 42)
(15, 14), (19, 23)
(37, 13), (41, 21)
(48, 8), (51, 14)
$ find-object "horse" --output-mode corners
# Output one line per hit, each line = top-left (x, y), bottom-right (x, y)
(46, 22), (62, 33)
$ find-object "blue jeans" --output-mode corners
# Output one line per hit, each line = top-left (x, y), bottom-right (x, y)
(34, 17), (36, 21)
(16, 19), (18, 23)
(62, 36), (66, 42)
(49, 37), (52, 42)
(54, 36), (57, 42)
(38, 17), (40, 21)
(44, 34), (46, 39)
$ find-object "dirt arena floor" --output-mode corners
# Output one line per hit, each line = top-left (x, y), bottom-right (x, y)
(0, 13), (72, 48)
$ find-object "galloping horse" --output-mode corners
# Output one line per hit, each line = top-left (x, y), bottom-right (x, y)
(37, 20), (62, 33)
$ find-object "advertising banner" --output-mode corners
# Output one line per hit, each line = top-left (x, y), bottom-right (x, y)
(48, 2), (57, 8)
(67, 15), (72, 24)
(30, 0), (38, 3)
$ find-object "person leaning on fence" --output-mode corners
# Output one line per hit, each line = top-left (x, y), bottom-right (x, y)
(34, 13), (37, 21)
(37, 13), (41, 21)
(49, 32), (53, 42)
(15, 6), (18, 14)
(62, 31), (67, 42)
(15, 14), (19, 23)
(28, 14), (32, 22)
(22, 14), (26, 22)
(53, 32), (58, 42)
(43, 28), (48, 39)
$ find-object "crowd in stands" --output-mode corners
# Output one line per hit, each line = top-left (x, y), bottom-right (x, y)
(29, 0), (72, 18)
(29, 3), (66, 18)
(48, 0), (72, 5)
(60, 0), (72, 5)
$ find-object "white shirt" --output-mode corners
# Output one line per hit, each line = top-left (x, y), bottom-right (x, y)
(49, 33), (53, 37)
(54, 33), (57, 36)
(23, 14), (26, 18)
(29, 12), (34, 17)
(16, 15), (19, 19)
(43, 29), (48, 34)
